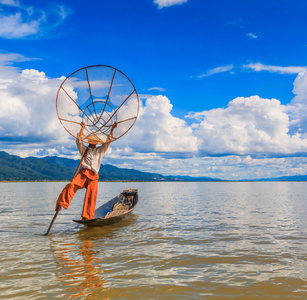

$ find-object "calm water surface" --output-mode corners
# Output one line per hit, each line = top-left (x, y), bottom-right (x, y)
(0, 182), (306, 299)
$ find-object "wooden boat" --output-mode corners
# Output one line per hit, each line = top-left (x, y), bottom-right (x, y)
(73, 189), (138, 227)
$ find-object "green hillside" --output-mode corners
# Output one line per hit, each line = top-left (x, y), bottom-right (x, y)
(0, 151), (220, 182)
(1, 151), (305, 182)
(0, 151), (178, 181)
(0, 151), (75, 181)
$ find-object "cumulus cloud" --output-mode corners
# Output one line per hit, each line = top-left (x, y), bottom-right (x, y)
(188, 95), (307, 157)
(287, 70), (307, 138)
(2, 51), (307, 179)
(0, 55), (71, 157)
(0, 54), (198, 160)
(244, 62), (306, 74)
(0, 1), (73, 38)
(154, 0), (188, 9)
(118, 95), (198, 156)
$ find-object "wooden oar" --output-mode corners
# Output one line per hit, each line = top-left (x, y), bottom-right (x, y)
(44, 147), (89, 236)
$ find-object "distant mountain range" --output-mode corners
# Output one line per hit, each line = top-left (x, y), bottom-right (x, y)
(259, 175), (307, 182)
(0, 151), (219, 181)
(0, 151), (306, 182)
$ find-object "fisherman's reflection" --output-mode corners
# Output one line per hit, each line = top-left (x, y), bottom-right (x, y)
(54, 239), (108, 299)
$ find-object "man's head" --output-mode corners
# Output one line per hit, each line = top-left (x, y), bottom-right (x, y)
(87, 134), (102, 147)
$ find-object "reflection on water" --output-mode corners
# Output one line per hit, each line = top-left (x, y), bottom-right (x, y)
(52, 239), (107, 299)
(50, 216), (139, 299)
(0, 182), (306, 299)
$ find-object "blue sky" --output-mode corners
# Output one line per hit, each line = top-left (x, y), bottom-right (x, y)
(1, 0), (307, 180)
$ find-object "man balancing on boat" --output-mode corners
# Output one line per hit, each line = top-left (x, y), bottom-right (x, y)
(55, 121), (117, 220)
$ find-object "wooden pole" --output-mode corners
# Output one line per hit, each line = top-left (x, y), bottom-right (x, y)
(44, 147), (89, 236)
(44, 207), (60, 236)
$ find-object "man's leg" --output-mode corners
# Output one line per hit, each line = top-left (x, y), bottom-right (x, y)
(56, 171), (87, 210)
(81, 178), (98, 219)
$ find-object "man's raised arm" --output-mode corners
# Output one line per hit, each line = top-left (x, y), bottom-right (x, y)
(105, 122), (117, 143)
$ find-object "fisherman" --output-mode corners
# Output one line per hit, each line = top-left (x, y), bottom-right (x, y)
(55, 121), (117, 220)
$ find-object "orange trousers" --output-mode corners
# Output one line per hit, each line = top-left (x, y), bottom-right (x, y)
(56, 168), (99, 219)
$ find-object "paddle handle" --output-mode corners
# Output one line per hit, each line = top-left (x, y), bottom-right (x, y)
(71, 147), (89, 180)
(44, 147), (89, 236)
(44, 208), (60, 236)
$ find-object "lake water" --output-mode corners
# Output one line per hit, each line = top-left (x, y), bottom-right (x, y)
(0, 182), (306, 299)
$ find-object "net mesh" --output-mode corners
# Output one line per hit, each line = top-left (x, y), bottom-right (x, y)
(56, 65), (139, 144)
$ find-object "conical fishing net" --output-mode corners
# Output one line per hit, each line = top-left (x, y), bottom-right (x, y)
(56, 65), (139, 144)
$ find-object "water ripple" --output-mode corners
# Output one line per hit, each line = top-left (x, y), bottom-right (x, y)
(0, 182), (306, 299)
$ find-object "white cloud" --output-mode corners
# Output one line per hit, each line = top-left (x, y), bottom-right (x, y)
(154, 0), (188, 9)
(0, 0), (20, 7)
(1, 53), (307, 180)
(188, 95), (307, 156)
(291, 70), (307, 105)
(244, 62), (306, 74)
(196, 155), (307, 180)
(0, 51), (38, 64)
(0, 1), (73, 38)
(247, 32), (258, 39)
(57, 5), (72, 20)
(117, 95), (198, 156)
(0, 13), (40, 38)
(0, 55), (71, 156)
(287, 70), (307, 138)
(197, 65), (234, 78)
(148, 87), (166, 92)
(0, 55), (198, 160)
